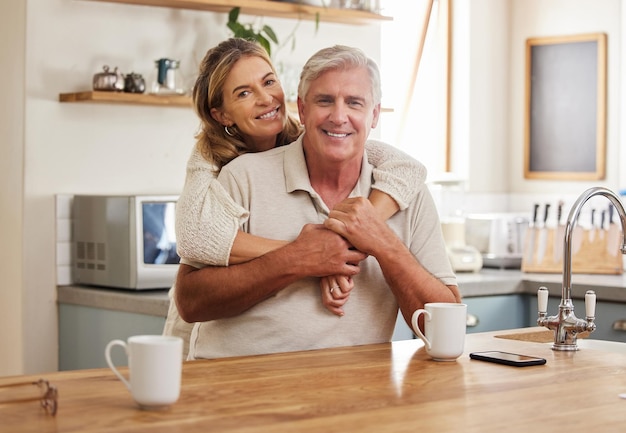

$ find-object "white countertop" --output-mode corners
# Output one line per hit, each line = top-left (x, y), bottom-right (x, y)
(57, 269), (626, 318)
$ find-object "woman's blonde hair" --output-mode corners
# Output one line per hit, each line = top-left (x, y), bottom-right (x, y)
(192, 38), (302, 171)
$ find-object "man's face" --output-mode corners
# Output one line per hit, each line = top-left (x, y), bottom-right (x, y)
(298, 66), (380, 164)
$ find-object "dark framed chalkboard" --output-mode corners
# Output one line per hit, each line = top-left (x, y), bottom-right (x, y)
(524, 33), (607, 180)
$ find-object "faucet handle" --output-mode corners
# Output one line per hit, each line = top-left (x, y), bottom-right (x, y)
(585, 290), (596, 319)
(537, 286), (549, 314)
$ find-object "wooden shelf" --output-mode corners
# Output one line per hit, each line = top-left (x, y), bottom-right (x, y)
(85, 0), (392, 24)
(59, 91), (192, 108)
(60, 92), (393, 112)
(65, 2), (393, 109)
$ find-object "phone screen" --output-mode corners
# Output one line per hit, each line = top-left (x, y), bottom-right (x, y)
(469, 351), (547, 367)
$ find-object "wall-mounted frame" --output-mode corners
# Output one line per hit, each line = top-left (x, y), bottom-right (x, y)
(524, 33), (607, 180)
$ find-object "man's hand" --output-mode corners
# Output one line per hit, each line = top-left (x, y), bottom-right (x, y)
(324, 197), (397, 257)
(289, 223), (367, 278)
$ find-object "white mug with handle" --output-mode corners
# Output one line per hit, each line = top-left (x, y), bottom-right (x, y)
(411, 302), (467, 361)
(105, 335), (183, 409)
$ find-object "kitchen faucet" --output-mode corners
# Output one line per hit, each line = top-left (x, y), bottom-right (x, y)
(537, 187), (626, 351)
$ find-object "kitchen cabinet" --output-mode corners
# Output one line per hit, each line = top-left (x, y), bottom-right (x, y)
(60, 0), (391, 108)
(58, 303), (416, 370)
(57, 270), (626, 369)
(464, 294), (530, 334)
(594, 300), (626, 342)
(58, 303), (166, 371)
(392, 312), (414, 341)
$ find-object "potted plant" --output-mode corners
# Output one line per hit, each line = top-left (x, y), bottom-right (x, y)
(227, 7), (279, 56)
(226, 7), (320, 57)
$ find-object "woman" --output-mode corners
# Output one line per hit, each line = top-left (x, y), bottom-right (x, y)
(164, 38), (426, 356)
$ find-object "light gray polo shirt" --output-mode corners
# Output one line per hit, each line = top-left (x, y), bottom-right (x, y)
(187, 135), (456, 359)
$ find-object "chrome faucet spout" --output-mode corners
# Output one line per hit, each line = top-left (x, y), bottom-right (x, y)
(538, 187), (626, 351)
(562, 187), (626, 300)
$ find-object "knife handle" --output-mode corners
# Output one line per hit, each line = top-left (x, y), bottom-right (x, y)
(591, 209), (595, 227)
(543, 203), (551, 226)
(532, 204), (539, 226)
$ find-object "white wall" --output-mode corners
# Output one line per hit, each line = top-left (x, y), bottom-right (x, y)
(0, 0), (26, 375)
(454, 0), (621, 200)
(508, 0), (622, 195)
(0, 0), (383, 375)
(466, 0), (510, 194)
(448, 0), (622, 218)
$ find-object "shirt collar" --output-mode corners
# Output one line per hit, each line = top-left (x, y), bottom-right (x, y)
(283, 134), (373, 199)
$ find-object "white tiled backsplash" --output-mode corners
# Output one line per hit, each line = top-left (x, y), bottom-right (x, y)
(55, 194), (73, 286)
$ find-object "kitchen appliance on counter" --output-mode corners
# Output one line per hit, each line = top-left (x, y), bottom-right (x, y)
(430, 177), (483, 273)
(441, 218), (484, 272)
(72, 195), (180, 290)
(465, 213), (529, 269)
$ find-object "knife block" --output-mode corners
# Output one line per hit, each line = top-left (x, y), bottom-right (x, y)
(521, 225), (623, 274)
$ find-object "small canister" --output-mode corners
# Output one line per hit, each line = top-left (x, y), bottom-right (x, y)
(151, 58), (183, 95)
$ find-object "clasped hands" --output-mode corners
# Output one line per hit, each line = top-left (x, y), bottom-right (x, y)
(319, 197), (395, 316)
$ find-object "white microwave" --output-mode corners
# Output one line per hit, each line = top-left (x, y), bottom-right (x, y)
(72, 195), (180, 290)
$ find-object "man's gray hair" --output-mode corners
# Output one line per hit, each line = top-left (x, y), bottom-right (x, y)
(298, 45), (382, 105)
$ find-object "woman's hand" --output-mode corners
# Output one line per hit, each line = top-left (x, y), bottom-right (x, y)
(320, 275), (354, 316)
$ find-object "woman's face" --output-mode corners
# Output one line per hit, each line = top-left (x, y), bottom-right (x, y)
(212, 55), (287, 152)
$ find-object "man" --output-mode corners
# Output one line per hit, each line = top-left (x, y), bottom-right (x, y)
(176, 45), (460, 360)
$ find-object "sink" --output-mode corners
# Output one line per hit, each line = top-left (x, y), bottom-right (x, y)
(572, 339), (626, 354)
(495, 330), (555, 343)
(495, 330), (626, 353)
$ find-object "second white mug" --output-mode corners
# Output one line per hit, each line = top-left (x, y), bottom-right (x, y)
(411, 302), (467, 361)
(105, 335), (183, 409)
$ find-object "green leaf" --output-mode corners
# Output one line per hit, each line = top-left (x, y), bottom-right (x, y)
(262, 25), (279, 45)
(227, 21), (244, 36)
(257, 35), (271, 56)
(228, 7), (240, 25)
(241, 27), (256, 40)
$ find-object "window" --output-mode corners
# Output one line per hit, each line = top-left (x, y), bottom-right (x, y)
(380, 0), (450, 178)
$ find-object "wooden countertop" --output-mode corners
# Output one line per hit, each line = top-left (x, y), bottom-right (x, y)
(1, 328), (625, 432)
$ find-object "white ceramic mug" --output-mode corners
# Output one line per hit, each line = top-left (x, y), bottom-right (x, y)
(105, 335), (183, 409)
(411, 303), (467, 361)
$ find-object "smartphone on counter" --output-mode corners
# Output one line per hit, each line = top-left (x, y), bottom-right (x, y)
(469, 351), (547, 367)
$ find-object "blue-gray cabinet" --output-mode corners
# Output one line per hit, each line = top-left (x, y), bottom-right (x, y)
(58, 304), (165, 371)
(464, 294), (529, 334)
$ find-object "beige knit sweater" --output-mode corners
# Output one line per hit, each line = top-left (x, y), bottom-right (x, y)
(175, 139), (427, 266)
